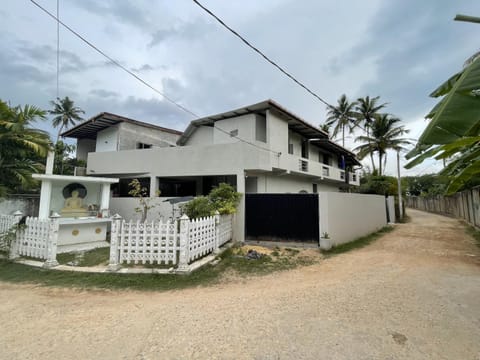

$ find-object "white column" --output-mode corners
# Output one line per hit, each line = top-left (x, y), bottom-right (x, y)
(100, 183), (111, 215)
(178, 214), (190, 271)
(235, 171), (246, 242)
(150, 176), (158, 197)
(43, 212), (60, 268)
(38, 180), (52, 219)
(45, 150), (55, 175)
(108, 214), (122, 271)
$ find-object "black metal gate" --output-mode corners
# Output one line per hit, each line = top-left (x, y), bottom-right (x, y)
(245, 194), (319, 242)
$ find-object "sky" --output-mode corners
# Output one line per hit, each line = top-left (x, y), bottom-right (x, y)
(1, 0), (479, 176)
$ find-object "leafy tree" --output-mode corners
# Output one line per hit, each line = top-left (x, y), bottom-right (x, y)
(404, 174), (449, 196)
(354, 114), (412, 175)
(182, 196), (215, 219)
(325, 94), (357, 148)
(0, 100), (51, 196)
(355, 96), (387, 171)
(54, 140), (85, 175)
(49, 96), (85, 142)
(405, 52), (480, 194)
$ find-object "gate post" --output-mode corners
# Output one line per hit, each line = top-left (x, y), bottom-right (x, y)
(178, 214), (190, 271)
(44, 213), (60, 268)
(108, 214), (122, 271)
(214, 211), (221, 254)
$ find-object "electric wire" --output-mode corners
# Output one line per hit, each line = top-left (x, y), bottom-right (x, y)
(192, 0), (336, 111)
(30, 0), (199, 118)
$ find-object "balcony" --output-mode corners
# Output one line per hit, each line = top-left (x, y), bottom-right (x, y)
(277, 153), (360, 185)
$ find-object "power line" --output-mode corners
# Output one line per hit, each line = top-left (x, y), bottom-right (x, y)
(192, 0), (336, 110)
(29, 0), (301, 157)
(29, 0), (199, 118)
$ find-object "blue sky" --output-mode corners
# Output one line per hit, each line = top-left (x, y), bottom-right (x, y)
(1, 0), (479, 176)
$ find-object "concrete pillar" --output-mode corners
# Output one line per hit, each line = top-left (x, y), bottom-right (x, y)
(38, 179), (52, 219)
(235, 171), (246, 242)
(108, 214), (122, 271)
(45, 150), (55, 175)
(150, 176), (158, 197)
(100, 183), (111, 214)
(178, 214), (190, 271)
(43, 212), (60, 268)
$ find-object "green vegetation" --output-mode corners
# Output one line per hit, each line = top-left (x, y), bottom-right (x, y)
(0, 245), (314, 291)
(405, 50), (480, 194)
(182, 183), (241, 219)
(322, 226), (394, 257)
(56, 247), (110, 267)
(465, 225), (480, 249)
(128, 178), (160, 222)
(0, 100), (51, 196)
(49, 96), (84, 142)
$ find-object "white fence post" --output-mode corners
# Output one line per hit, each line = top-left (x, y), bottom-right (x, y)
(214, 211), (220, 254)
(178, 214), (190, 271)
(108, 214), (122, 271)
(43, 212), (60, 268)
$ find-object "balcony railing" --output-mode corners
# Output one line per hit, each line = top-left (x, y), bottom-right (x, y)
(277, 153), (360, 185)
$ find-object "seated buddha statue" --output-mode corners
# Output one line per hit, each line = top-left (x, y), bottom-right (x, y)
(61, 190), (89, 217)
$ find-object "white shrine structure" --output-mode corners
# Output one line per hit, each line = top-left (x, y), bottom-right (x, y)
(32, 152), (118, 253)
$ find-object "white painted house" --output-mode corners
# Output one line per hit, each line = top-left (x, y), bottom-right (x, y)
(62, 100), (362, 241)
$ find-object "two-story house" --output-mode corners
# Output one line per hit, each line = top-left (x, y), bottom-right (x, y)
(62, 99), (361, 240)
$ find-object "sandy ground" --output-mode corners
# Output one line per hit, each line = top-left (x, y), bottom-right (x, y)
(0, 209), (479, 360)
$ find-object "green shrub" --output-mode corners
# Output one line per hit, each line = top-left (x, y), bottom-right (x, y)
(182, 196), (215, 219)
(182, 183), (242, 219)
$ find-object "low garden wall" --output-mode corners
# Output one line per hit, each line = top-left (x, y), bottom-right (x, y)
(319, 193), (387, 248)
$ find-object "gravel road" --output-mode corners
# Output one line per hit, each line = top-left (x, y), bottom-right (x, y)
(1, 209), (479, 360)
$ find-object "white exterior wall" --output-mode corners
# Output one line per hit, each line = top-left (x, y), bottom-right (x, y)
(288, 131), (302, 157)
(186, 126), (213, 145)
(88, 142), (271, 177)
(76, 139), (96, 161)
(267, 110), (288, 154)
(213, 114), (256, 144)
(319, 193), (386, 247)
(110, 197), (179, 222)
(118, 122), (180, 150)
(257, 175), (338, 194)
(96, 126), (119, 152)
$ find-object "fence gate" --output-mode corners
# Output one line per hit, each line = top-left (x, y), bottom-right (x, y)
(245, 194), (319, 242)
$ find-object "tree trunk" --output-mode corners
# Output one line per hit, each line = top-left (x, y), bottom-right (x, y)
(378, 152), (383, 176)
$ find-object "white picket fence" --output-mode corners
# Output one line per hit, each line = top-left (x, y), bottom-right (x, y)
(0, 212), (22, 236)
(1, 211), (61, 267)
(109, 212), (234, 269)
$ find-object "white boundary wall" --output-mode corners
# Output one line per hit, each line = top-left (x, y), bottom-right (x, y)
(319, 193), (387, 248)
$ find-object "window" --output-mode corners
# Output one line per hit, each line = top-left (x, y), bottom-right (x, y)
(288, 143), (294, 155)
(301, 140), (309, 159)
(255, 115), (266, 142)
(158, 178), (196, 197)
(312, 183), (318, 193)
(136, 142), (152, 149)
(323, 154), (330, 165)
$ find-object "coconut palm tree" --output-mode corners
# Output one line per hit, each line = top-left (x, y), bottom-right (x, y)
(325, 94), (357, 148)
(354, 114), (412, 176)
(49, 96), (85, 141)
(0, 100), (52, 196)
(355, 96), (387, 172)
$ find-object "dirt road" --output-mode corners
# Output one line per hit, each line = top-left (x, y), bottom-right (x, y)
(1, 209), (479, 360)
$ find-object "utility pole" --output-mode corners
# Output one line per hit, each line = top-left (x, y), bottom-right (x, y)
(397, 150), (403, 219)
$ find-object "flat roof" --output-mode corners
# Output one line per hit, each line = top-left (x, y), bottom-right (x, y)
(61, 112), (183, 140)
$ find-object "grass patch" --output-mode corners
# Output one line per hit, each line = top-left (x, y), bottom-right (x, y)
(0, 244), (315, 291)
(322, 226), (394, 257)
(465, 225), (480, 248)
(56, 247), (110, 267)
